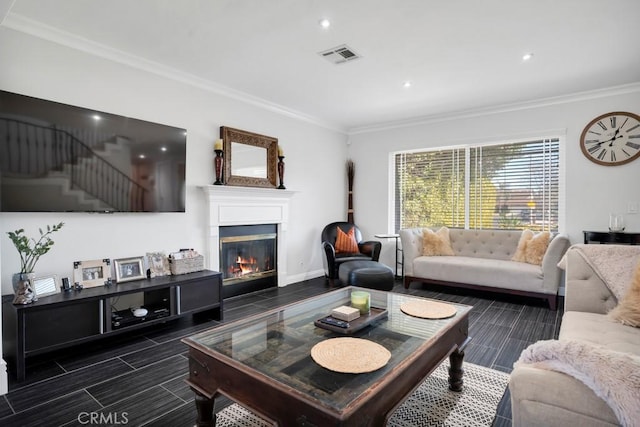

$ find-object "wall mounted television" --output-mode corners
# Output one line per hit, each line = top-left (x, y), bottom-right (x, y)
(0, 90), (186, 212)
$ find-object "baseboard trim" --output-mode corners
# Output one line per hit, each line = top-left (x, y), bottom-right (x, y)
(0, 358), (8, 395)
(281, 269), (324, 286)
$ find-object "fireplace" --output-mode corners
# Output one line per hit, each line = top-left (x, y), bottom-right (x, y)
(202, 185), (296, 299)
(220, 224), (277, 297)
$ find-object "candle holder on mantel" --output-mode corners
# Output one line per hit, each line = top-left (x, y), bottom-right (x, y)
(277, 156), (286, 189)
(213, 149), (224, 185)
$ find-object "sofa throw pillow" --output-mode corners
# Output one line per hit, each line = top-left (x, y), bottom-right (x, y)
(525, 231), (551, 266)
(512, 229), (534, 262)
(608, 261), (640, 327)
(512, 229), (550, 266)
(422, 227), (455, 256)
(335, 227), (359, 253)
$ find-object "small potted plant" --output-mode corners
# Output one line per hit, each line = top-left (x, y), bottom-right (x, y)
(7, 222), (64, 304)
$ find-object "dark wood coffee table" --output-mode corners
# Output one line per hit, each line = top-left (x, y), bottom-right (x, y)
(182, 287), (471, 426)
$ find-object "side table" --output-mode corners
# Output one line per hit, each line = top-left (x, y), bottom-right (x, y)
(583, 231), (640, 245)
(374, 233), (403, 278)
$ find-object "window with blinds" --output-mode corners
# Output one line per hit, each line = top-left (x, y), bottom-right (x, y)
(394, 138), (560, 232)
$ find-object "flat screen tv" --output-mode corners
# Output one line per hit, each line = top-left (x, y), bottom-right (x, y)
(0, 90), (186, 212)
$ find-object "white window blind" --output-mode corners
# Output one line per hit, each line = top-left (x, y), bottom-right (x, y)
(395, 138), (560, 232)
(394, 148), (466, 231)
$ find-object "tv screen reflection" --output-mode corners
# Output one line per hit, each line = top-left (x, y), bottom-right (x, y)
(0, 90), (186, 212)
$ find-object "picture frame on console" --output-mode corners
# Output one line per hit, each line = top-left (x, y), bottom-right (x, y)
(73, 259), (112, 288)
(33, 275), (60, 298)
(146, 252), (171, 278)
(114, 257), (146, 283)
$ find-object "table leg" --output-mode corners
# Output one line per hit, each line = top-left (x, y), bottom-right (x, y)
(448, 348), (465, 392)
(194, 392), (216, 427)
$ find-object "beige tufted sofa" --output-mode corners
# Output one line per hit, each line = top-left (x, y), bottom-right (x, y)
(510, 247), (640, 426)
(399, 228), (570, 309)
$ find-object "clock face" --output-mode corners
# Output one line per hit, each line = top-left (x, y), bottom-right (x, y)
(580, 111), (640, 166)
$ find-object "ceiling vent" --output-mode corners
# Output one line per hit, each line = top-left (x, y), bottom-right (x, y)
(319, 44), (362, 64)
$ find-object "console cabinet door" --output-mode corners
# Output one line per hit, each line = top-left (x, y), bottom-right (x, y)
(25, 300), (102, 351)
(178, 276), (221, 314)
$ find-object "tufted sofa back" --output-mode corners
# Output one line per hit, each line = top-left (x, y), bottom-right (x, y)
(400, 227), (524, 266)
(448, 228), (522, 260)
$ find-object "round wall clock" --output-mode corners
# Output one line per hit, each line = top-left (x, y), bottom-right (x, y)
(580, 111), (640, 166)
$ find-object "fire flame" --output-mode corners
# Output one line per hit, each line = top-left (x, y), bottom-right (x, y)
(228, 255), (260, 277)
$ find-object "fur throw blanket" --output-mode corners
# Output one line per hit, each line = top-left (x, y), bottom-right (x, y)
(516, 339), (640, 426)
(559, 244), (640, 301)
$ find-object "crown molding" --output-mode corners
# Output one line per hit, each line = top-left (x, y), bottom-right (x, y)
(348, 82), (640, 135)
(4, 12), (638, 138)
(1, 13), (347, 134)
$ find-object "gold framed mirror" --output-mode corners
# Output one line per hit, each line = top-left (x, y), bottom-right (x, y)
(221, 126), (278, 188)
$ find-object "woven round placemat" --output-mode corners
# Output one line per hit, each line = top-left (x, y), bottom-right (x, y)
(310, 337), (391, 374)
(400, 300), (457, 319)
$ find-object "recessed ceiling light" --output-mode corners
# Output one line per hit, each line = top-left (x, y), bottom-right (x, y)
(403, 81), (412, 88)
(92, 114), (101, 120)
(522, 53), (534, 61)
(319, 18), (331, 29)
(161, 146), (167, 152)
(139, 154), (146, 159)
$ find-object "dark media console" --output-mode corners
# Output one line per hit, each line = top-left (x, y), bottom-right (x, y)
(2, 270), (222, 381)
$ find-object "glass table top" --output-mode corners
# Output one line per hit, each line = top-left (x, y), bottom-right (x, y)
(186, 287), (471, 411)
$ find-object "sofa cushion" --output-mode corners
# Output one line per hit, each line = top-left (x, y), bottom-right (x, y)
(559, 312), (640, 356)
(412, 256), (546, 293)
(421, 227), (454, 256)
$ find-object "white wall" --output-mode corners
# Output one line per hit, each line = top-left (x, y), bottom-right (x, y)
(348, 88), (640, 268)
(0, 27), (349, 294)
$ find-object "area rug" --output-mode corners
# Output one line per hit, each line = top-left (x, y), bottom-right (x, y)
(215, 362), (510, 427)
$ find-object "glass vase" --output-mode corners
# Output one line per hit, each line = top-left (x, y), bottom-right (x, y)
(609, 213), (625, 232)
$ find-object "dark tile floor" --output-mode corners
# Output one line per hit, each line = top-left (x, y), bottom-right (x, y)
(0, 277), (563, 426)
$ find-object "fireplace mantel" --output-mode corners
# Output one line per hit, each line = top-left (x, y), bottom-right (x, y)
(201, 185), (296, 287)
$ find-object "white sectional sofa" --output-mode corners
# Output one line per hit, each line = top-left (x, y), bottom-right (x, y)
(399, 228), (570, 309)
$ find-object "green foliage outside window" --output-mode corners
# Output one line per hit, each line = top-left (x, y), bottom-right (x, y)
(395, 139), (559, 232)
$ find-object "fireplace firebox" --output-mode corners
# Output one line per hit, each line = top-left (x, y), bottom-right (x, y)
(219, 224), (277, 298)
